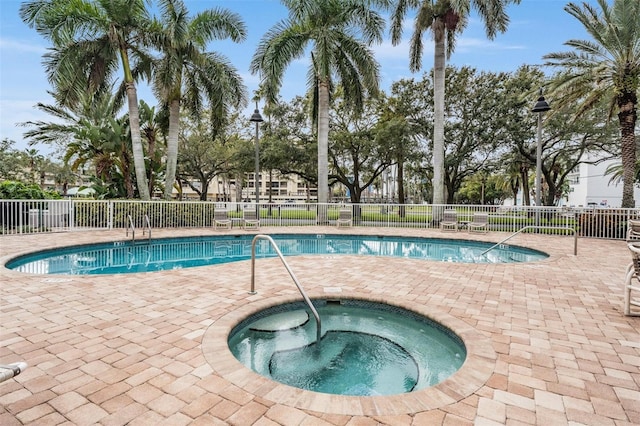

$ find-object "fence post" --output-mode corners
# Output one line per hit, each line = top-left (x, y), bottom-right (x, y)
(108, 201), (114, 230)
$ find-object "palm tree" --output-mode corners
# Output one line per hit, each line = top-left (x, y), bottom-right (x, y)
(250, 0), (387, 222)
(150, 0), (248, 200)
(21, 92), (137, 198)
(23, 148), (45, 186)
(605, 160), (640, 187)
(544, 0), (640, 208)
(20, 0), (154, 200)
(390, 0), (521, 204)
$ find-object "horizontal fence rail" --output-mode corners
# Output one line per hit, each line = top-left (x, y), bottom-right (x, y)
(0, 199), (637, 240)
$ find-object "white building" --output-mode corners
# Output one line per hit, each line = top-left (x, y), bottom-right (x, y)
(565, 153), (640, 208)
(175, 171), (316, 202)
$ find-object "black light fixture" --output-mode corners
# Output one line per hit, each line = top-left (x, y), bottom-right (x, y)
(532, 91), (551, 113)
(531, 89), (551, 207)
(250, 103), (264, 208)
(250, 105), (264, 123)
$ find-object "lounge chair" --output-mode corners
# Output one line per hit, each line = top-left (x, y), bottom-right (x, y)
(468, 212), (489, 233)
(625, 243), (640, 316)
(336, 209), (353, 227)
(626, 219), (640, 241)
(440, 209), (458, 232)
(242, 209), (260, 230)
(213, 210), (231, 230)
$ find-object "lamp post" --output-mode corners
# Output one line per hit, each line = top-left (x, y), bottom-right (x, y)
(532, 89), (551, 207)
(250, 102), (263, 208)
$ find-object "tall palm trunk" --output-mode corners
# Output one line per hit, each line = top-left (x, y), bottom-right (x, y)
(119, 44), (150, 200)
(432, 18), (446, 205)
(317, 80), (330, 223)
(145, 124), (157, 197)
(619, 94), (637, 208)
(164, 99), (181, 200)
(125, 86), (150, 200)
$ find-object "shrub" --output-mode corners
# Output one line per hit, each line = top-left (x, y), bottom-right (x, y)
(0, 180), (60, 200)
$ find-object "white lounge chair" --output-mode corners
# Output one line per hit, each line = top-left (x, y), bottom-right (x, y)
(625, 243), (640, 316)
(468, 213), (489, 233)
(242, 209), (260, 230)
(440, 210), (458, 232)
(336, 209), (353, 227)
(213, 210), (231, 230)
(626, 219), (640, 241)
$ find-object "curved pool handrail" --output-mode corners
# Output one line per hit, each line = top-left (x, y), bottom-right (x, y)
(249, 234), (322, 343)
(126, 214), (135, 242)
(480, 225), (577, 257)
(143, 214), (151, 241)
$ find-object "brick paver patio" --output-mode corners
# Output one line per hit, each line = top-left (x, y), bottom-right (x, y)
(0, 227), (638, 425)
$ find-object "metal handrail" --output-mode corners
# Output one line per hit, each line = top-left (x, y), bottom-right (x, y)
(0, 362), (28, 383)
(126, 214), (135, 242)
(143, 214), (151, 241)
(249, 234), (322, 343)
(480, 225), (578, 257)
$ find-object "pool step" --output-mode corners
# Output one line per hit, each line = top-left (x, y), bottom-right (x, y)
(249, 310), (310, 332)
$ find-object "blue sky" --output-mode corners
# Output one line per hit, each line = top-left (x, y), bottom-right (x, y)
(0, 0), (591, 155)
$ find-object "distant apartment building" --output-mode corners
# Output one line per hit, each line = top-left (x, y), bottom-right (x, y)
(565, 153), (640, 208)
(176, 171), (317, 203)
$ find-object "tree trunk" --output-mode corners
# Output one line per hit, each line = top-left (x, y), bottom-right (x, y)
(199, 181), (208, 201)
(164, 99), (181, 200)
(125, 83), (150, 200)
(619, 95), (637, 208)
(235, 172), (243, 203)
(317, 80), (330, 223)
(521, 168), (530, 206)
(120, 149), (134, 199)
(147, 129), (155, 197)
(432, 18), (446, 205)
(397, 160), (405, 217)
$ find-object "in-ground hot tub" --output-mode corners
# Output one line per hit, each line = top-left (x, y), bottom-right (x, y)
(227, 299), (466, 396)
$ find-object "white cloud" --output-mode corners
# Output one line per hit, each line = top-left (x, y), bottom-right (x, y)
(0, 98), (56, 151)
(455, 36), (525, 53)
(373, 39), (416, 61)
(0, 37), (47, 54)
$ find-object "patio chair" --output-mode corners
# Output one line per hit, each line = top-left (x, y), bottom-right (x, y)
(242, 209), (260, 230)
(440, 209), (458, 232)
(468, 212), (489, 233)
(213, 210), (231, 231)
(336, 209), (353, 227)
(626, 219), (640, 241)
(624, 243), (640, 316)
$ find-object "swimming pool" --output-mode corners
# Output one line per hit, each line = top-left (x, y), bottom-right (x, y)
(5, 233), (548, 275)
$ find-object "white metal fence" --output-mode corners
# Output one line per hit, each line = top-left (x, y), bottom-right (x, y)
(0, 199), (637, 240)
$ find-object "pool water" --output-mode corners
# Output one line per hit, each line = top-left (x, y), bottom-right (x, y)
(227, 299), (466, 396)
(5, 233), (547, 275)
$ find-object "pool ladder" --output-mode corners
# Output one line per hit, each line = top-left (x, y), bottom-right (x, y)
(126, 214), (152, 243)
(249, 235), (322, 343)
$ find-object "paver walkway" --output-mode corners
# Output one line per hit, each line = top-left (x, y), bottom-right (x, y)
(0, 227), (638, 425)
